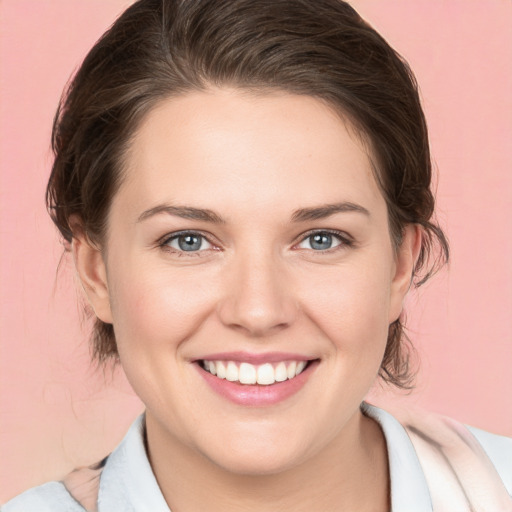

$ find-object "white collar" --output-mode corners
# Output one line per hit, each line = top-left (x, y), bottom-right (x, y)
(98, 404), (432, 511)
(361, 402), (432, 511)
(98, 414), (170, 512)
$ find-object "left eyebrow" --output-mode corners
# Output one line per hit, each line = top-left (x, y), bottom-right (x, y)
(291, 202), (370, 222)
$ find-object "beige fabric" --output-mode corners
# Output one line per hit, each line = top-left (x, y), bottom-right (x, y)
(59, 409), (512, 511)
(403, 412), (512, 512)
(61, 458), (106, 512)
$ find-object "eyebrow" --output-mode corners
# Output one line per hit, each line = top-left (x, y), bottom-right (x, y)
(137, 201), (370, 224)
(137, 205), (226, 224)
(291, 202), (370, 222)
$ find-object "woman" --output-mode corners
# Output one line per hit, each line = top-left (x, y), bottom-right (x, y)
(3, 0), (511, 510)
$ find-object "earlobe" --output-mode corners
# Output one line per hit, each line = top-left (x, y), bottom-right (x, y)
(71, 232), (113, 324)
(389, 224), (422, 322)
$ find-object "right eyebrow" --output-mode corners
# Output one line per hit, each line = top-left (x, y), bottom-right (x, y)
(136, 204), (226, 224)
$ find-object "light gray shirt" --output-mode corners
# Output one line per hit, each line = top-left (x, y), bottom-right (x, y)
(3, 403), (511, 511)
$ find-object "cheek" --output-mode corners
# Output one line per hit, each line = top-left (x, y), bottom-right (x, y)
(298, 260), (393, 354)
(108, 263), (218, 354)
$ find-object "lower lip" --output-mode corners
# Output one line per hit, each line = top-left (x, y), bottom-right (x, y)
(195, 361), (318, 406)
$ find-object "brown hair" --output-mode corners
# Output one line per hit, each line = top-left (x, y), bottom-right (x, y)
(47, 0), (448, 388)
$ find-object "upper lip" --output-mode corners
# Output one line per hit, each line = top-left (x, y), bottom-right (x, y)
(193, 351), (315, 364)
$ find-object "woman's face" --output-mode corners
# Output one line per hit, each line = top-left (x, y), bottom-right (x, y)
(78, 88), (417, 475)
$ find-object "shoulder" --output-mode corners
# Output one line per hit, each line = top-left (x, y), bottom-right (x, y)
(385, 403), (512, 509)
(1, 414), (167, 512)
(1, 481), (85, 512)
(401, 408), (512, 493)
(362, 402), (512, 511)
(466, 424), (512, 494)
(2, 457), (106, 512)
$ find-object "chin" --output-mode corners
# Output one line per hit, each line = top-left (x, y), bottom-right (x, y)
(198, 429), (310, 477)
(207, 449), (302, 477)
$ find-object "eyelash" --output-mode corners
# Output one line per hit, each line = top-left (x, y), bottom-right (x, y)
(158, 229), (354, 257)
(296, 229), (354, 252)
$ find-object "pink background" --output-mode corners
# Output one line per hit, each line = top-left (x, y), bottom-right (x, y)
(1, 0), (511, 502)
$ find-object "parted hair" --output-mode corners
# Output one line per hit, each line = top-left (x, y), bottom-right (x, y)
(47, 0), (449, 388)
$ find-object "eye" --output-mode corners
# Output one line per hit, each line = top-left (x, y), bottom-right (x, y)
(296, 231), (350, 251)
(163, 232), (213, 253)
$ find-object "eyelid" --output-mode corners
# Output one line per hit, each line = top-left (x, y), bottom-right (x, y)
(293, 229), (354, 250)
(158, 230), (219, 253)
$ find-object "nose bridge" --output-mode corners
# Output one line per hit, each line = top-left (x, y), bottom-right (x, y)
(217, 245), (297, 336)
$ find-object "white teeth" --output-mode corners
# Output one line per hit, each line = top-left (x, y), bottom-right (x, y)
(239, 362), (257, 384)
(216, 361), (226, 379)
(274, 362), (288, 382)
(226, 361), (239, 382)
(202, 359), (311, 385)
(257, 363), (275, 385)
(287, 361), (297, 379)
(296, 361), (307, 376)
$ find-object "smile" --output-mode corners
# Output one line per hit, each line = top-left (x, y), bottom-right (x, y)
(195, 355), (319, 406)
(201, 360), (308, 385)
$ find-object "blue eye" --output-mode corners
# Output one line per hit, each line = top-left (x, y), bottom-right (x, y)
(165, 233), (212, 252)
(297, 231), (344, 251)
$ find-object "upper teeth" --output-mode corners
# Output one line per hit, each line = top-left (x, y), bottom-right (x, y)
(202, 360), (308, 385)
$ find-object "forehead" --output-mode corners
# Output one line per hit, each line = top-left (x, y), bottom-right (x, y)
(116, 88), (385, 220)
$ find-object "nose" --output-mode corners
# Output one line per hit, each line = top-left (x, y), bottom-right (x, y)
(216, 250), (298, 337)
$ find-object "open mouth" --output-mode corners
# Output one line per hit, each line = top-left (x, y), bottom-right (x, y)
(198, 359), (314, 386)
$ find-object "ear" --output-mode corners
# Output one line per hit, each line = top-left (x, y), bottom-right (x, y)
(71, 231), (113, 324)
(388, 224), (422, 323)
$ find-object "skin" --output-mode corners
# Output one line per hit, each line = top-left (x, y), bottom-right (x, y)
(73, 88), (421, 511)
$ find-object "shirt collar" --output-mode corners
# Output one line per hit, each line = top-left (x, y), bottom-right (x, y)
(100, 405), (432, 512)
(361, 402), (432, 512)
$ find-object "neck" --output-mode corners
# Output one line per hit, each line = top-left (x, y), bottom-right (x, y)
(146, 408), (390, 512)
